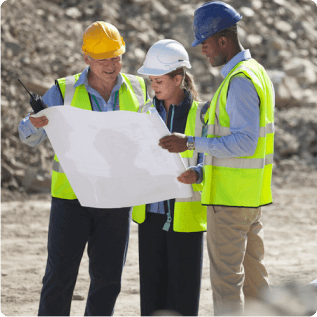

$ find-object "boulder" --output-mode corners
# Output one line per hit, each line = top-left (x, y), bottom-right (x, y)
(275, 20), (293, 33)
(65, 7), (82, 19)
(239, 6), (255, 17)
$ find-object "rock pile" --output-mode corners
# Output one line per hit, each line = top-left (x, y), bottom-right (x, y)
(1, 0), (317, 195)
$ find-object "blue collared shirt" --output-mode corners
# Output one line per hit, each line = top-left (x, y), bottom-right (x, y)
(18, 66), (126, 147)
(190, 50), (274, 158)
(147, 96), (204, 215)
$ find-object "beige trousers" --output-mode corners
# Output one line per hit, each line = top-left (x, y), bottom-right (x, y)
(207, 205), (269, 316)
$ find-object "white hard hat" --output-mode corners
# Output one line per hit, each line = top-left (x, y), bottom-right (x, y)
(138, 39), (191, 76)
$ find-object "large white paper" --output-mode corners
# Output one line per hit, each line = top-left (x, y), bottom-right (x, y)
(33, 107), (193, 208)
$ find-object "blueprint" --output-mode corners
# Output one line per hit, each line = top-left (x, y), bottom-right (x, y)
(32, 107), (193, 208)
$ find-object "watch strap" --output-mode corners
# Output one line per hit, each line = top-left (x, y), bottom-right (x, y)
(186, 136), (195, 150)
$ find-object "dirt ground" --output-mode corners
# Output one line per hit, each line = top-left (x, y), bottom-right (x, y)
(1, 184), (317, 316)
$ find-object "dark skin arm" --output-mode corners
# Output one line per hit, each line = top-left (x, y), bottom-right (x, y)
(177, 169), (199, 184)
(159, 132), (188, 153)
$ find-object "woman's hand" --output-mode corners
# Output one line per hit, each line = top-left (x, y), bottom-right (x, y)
(177, 169), (199, 184)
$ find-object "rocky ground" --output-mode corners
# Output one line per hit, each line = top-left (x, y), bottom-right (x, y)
(1, 0), (317, 316)
(1, 0), (317, 194)
(1, 187), (317, 316)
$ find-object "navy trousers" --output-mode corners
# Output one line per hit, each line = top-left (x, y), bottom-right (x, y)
(138, 212), (204, 316)
(38, 197), (131, 316)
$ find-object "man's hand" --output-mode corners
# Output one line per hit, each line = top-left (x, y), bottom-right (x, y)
(29, 114), (49, 128)
(177, 169), (199, 184)
(159, 133), (188, 153)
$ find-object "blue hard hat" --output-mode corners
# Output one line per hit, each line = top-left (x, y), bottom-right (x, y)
(191, 1), (242, 47)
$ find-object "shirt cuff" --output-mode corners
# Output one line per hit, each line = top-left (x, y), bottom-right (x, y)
(188, 165), (203, 184)
(19, 115), (39, 138)
(187, 136), (194, 143)
(18, 114), (47, 146)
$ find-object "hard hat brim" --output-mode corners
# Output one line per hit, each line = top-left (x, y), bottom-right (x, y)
(138, 63), (191, 76)
(137, 66), (170, 76)
(191, 38), (203, 47)
(84, 46), (125, 59)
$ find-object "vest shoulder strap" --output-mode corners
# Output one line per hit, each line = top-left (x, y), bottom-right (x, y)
(121, 73), (146, 108)
(230, 64), (263, 91)
(56, 73), (82, 106)
(64, 76), (76, 106)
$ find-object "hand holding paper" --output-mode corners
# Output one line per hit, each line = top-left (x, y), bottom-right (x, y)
(177, 169), (199, 184)
(29, 114), (49, 128)
(33, 106), (193, 208)
(159, 132), (188, 153)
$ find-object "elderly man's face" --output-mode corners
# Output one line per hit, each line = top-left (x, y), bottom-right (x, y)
(84, 55), (122, 83)
(201, 36), (226, 67)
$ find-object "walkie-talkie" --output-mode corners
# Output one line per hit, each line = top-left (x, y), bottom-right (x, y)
(18, 79), (47, 114)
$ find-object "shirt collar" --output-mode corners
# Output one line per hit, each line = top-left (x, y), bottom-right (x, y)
(220, 49), (252, 78)
(155, 90), (193, 118)
(74, 66), (127, 93)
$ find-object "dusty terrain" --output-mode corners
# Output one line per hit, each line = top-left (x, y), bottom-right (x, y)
(1, 0), (317, 315)
(1, 183), (317, 316)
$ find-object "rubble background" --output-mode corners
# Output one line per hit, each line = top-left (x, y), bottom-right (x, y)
(1, 0), (317, 199)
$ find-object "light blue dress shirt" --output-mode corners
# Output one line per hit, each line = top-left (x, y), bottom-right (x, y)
(18, 66), (125, 147)
(190, 50), (275, 158)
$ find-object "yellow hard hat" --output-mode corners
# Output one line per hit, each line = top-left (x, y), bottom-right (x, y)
(82, 21), (125, 59)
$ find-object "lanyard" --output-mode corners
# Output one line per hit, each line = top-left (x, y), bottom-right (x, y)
(162, 105), (175, 232)
(202, 125), (208, 137)
(92, 91), (119, 111)
(162, 200), (172, 231)
(169, 105), (175, 131)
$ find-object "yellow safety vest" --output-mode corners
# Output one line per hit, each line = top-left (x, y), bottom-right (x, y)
(51, 72), (148, 199)
(202, 59), (274, 207)
(132, 100), (207, 232)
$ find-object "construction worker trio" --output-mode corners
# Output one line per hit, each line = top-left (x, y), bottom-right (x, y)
(18, 1), (275, 316)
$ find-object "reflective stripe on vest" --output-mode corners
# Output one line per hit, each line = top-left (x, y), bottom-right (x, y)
(124, 74), (145, 111)
(236, 66), (263, 90)
(204, 153), (274, 169)
(64, 76), (76, 106)
(206, 122), (274, 137)
(202, 59), (274, 207)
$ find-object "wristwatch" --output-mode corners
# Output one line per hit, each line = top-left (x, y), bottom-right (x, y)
(186, 136), (195, 150)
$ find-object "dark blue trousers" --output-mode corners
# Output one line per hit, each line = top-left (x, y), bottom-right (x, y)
(38, 197), (131, 316)
(138, 212), (204, 316)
